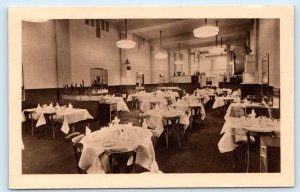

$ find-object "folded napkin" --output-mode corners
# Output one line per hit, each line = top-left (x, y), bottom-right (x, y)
(49, 102), (53, 107)
(55, 102), (60, 109)
(249, 109), (256, 118)
(37, 104), (42, 109)
(61, 118), (70, 134)
(85, 126), (92, 135)
(68, 103), (73, 108)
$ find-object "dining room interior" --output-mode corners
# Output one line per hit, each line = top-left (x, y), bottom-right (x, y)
(21, 18), (281, 174)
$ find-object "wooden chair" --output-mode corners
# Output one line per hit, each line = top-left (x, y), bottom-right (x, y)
(163, 116), (181, 150)
(245, 131), (274, 172)
(190, 106), (201, 131)
(44, 112), (62, 139)
(23, 111), (37, 136)
(107, 148), (137, 173)
(71, 134), (86, 174)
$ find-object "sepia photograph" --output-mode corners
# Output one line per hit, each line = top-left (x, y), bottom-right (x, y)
(9, 6), (294, 188)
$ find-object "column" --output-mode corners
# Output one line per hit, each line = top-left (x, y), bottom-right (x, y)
(226, 44), (231, 82)
(150, 45), (154, 83)
(187, 48), (191, 75)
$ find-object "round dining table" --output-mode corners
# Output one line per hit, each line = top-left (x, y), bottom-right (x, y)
(78, 124), (161, 174)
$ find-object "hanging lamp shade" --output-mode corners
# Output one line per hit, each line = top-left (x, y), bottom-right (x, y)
(209, 36), (225, 54)
(175, 43), (184, 65)
(116, 19), (136, 49)
(193, 19), (219, 38)
(155, 31), (168, 59)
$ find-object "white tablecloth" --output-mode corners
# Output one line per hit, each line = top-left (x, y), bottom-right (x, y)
(171, 100), (206, 120)
(79, 125), (161, 174)
(140, 98), (168, 113)
(224, 102), (270, 120)
(143, 108), (189, 137)
(182, 95), (204, 103)
(22, 107), (93, 134)
(127, 92), (154, 102)
(193, 89), (215, 104)
(77, 95), (129, 112)
(212, 96), (239, 109)
(218, 117), (280, 153)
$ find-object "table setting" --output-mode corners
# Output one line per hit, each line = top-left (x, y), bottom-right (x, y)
(22, 103), (93, 134)
(78, 123), (161, 174)
(218, 116), (280, 153)
(143, 106), (189, 137)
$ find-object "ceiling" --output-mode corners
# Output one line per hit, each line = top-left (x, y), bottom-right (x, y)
(108, 19), (253, 52)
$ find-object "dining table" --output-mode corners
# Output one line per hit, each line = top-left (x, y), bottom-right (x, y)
(218, 116), (280, 153)
(212, 96), (240, 109)
(22, 105), (94, 134)
(78, 124), (162, 174)
(193, 89), (216, 104)
(143, 107), (189, 137)
(171, 99), (206, 120)
(224, 102), (272, 120)
(139, 97), (168, 113)
(63, 95), (130, 112)
(127, 92), (154, 102)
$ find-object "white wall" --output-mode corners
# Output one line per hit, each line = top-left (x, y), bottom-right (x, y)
(69, 20), (121, 86)
(22, 21), (58, 89)
(121, 40), (151, 84)
(257, 19), (280, 88)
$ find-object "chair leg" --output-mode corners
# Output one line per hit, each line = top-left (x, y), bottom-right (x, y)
(246, 143), (250, 173)
(233, 149), (237, 168)
(176, 126), (182, 149)
(52, 124), (55, 139)
(165, 128), (169, 150)
(31, 120), (34, 136)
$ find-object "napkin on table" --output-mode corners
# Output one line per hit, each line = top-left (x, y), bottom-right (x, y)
(68, 103), (73, 108)
(85, 126), (92, 135)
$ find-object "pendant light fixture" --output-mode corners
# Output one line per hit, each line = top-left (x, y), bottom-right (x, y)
(116, 19), (136, 49)
(175, 43), (184, 65)
(209, 36), (225, 54)
(155, 31), (168, 59)
(193, 19), (219, 38)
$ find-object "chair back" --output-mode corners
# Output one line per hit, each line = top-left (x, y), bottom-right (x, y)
(24, 111), (34, 121)
(71, 135), (86, 174)
(245, 107), (270, 118)
(191, 106), (200, 116)
(107, 148), (137, 173)
(44, 112), (56, 124)
(163, 116), (180, 129)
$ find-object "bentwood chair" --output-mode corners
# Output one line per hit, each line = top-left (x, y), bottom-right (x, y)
(245, 130), (274, 172)
(107, 148), (138, 173)
(163, 116), (181, 150)
(190, 106), (201, 131)
(230, 109), (251, 170)
(23, 111), (37, 136)
(44, 112), (62, 139)
(71, 134), (86, 174)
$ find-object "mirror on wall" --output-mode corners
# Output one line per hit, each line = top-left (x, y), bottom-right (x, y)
(136, 72), (144, 89)
(90, 68), (108, 88)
